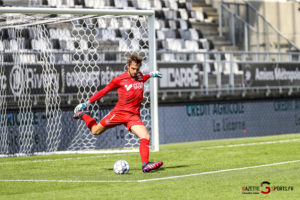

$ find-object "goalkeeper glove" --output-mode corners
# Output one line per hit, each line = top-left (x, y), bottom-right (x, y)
(74, 101), (90, 113)
(149, 71), (162, 78)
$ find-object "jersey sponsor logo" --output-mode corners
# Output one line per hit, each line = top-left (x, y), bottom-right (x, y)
(125, 84), (132, 91)
(125, 82), (143, 91)
(133, 82), (143, 90)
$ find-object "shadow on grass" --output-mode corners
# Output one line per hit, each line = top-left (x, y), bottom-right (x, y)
(107, 165), (189, 172)
(158, 165), (189, 171)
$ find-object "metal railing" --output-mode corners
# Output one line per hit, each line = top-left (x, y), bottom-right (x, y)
(219, 1), (300, 53)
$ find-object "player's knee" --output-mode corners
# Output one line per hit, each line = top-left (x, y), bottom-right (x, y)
(91, 127), (103, 135)
(91, 129), (99, 135)
(143, 133), (150, 140)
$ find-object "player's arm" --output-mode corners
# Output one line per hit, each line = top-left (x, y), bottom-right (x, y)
(143, 71), (162, 82)
(88, 79), (119, 103)
(74, 78), (119, 113)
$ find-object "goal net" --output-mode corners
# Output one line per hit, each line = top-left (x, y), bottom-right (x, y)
(0, 8), (158, 157)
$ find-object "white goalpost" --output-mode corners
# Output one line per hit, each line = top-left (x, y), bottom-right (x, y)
(0, 7), (159, 156)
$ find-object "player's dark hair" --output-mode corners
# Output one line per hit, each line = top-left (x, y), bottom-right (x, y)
(127, 54), (143, 67)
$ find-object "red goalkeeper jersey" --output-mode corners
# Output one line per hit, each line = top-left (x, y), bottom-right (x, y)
(89, 71), (150, 115)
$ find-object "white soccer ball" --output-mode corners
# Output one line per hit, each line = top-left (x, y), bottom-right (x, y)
(113, 160), (130, 174)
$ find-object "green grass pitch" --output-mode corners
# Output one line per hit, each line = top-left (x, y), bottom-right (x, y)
(1, 133), (300, 200)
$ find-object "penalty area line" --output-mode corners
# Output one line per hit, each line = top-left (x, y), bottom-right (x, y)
(0, 179), (136, 183)
(0, 153), (138, 165)
(198, 138), (300, 150)
(1, 159), (300, 183)
(1, 138), (299, 165)
(137, 159), (300, 182)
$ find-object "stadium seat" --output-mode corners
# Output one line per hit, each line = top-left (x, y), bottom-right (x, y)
(156, 40), (164, 50)
(179, 29), (192, 40)
(2, 40), (9, 50)
(8, 29), (16, 39)
(109, 18), (120, 29)
(163, 29), (176, 39)
(0, 29), (9, 39)
(152, 0), (162, 10)
(114, 29), (122, 39)
(191, 28), (203, 39)
(164, 38), (183, 51)
(178, 9), (189, 20)
(0, 41), (4, 51)
(20, 29), (30, 39)
(168, 19), (180, 29)
(133, 0), (151, 9)
(191, 10), (205, 22)
(97, 18), (107, 29)
(178, 19), (190, 30)
(114, 0), (128, 8)
(163, 8), (177, 20)
(155, 10), (165, 19)
(131, 39), (140, 51)
(4, 53), (13, 62)
(119, 39), (129, 51)
(160, 53), (176, 62)
(9, 39), (20, 50)
(98, 29), (117, 40)
(0, 0), (219, 65)
(121, 18), (132, 29)
(184, 40), (199, 51)
(156, 30), (165, 40)
(165, 0), (178, 10)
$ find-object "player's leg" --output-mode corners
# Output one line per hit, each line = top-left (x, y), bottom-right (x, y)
(73, 110), (109, 135)
(90, 123), (109, 135)
(130, 124), (163, 172)
(130, 125), (150, 140)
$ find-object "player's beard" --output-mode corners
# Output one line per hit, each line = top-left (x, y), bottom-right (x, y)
(128, 71), (137, 78)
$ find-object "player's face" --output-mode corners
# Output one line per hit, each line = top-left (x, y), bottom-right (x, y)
(128, 61), (141, 78)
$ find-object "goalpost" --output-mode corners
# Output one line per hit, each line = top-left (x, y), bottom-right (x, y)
(0, 7), (159, 157)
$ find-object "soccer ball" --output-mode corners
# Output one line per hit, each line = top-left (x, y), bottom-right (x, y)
(113, 160), (130, 174)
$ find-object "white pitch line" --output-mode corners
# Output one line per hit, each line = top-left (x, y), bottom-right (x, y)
(1, 159), (300, 183)
(0, 179), (136, 183)
(195, 138), (300, 150)
(1, 138), (300, 165)
(0, 153), (137, 165)
(137, 159), (300, 182)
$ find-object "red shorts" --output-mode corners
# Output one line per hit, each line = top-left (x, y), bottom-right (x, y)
(99, 111), (144, 131)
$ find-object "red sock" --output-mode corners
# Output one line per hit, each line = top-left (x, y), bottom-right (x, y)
(139, 138), (149, 164)
(82, 114), (97, 130)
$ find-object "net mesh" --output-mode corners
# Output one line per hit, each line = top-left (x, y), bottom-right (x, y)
(0, 13), (152, 156)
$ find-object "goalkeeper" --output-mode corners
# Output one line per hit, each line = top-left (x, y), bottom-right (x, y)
(73, 54), (163, 173)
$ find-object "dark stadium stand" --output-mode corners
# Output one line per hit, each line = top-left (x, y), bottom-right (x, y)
(1, 0), (299, 103)
(0, 0), (233, 78)
(0, 0), (217, 61)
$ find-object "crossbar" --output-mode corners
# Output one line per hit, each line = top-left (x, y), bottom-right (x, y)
(0, 7), (154, 16)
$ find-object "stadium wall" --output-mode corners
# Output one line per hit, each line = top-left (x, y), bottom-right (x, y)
(159, 98), (300, 144)
(3, 98), (300, 153)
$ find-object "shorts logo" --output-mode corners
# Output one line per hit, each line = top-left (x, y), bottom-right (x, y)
(125, 84), (132, 91)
